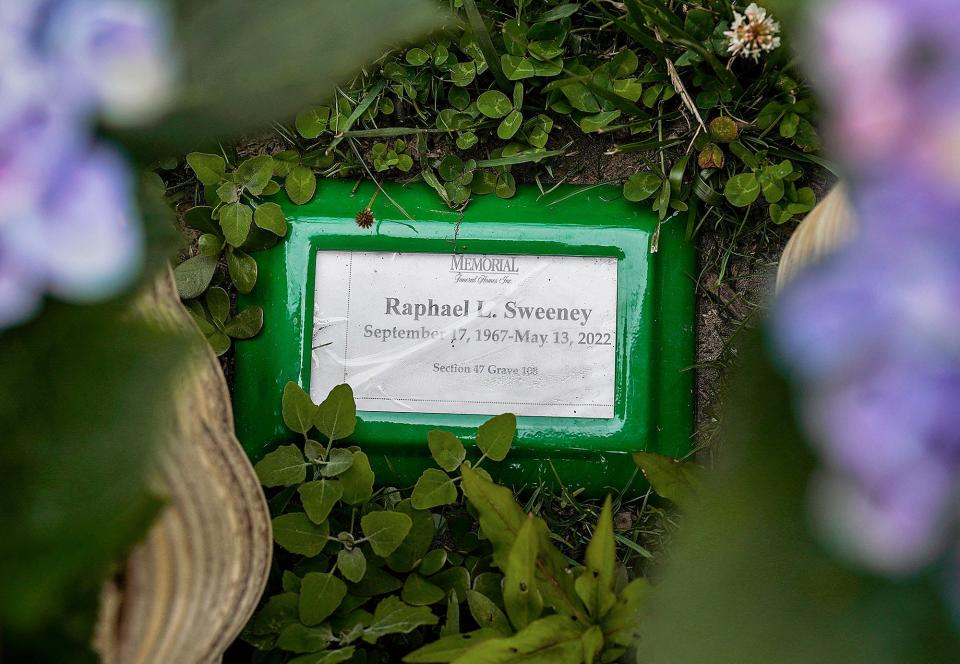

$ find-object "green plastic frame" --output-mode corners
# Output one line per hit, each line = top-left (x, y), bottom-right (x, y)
(234, 180), (695, 496)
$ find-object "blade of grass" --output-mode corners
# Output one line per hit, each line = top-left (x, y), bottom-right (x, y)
(462, 0), (511, 90)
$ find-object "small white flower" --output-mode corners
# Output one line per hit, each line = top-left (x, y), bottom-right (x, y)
(724, 3), (782, 61)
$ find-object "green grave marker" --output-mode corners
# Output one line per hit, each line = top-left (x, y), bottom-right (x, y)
(234, 180), (694, 495)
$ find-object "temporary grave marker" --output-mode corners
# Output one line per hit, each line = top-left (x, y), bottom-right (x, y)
(234, 180), (695, 495)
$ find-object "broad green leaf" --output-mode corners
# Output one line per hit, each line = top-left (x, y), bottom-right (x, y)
(581, 625), (604, 664)
(574, 496), (616, 619)
(255, 444), (306, 487)
(403, 629), (500, 662)
(337, 547), (367, 583)
(322, 448), (355, 477)
(339, 451), (375, 504)
(477, 90), (512, 118)
(349, 565), (403, 597)
(288, 648), (355, 664)
(277, 623), (335, 653)
(247, 592), (299, 636)
(314, 384), (356, 442)
(254, 202), (288, 236)
(779, 112), (800, 138)
(579, 110), (620, 133)
(406, 47), (430, 65)
(300, 572), (347, 626)
(419, 549), (447, 577)
(412, 468), (458, 509)
(540, 3), (580, 21)
(460, 466), (582, 619)
(432, 567), (470, 600)
(600, 577), (649, 647)
(623, 171), (662, 202)
(198, 233), (223, 257)
(299, 479), (342, 524)
(224, 306), (263, 339)
(428, 430), (466, 472)
(560, 83), (600, 113)
(361, 510), (413, 557)
(473, 572), (504, 608)
(497, 110), (523, 140)
(501, 54), (536, 80)
(455, 615), (583, 663)
(282, 570), (302, 592)
(286, 165), (318, 205)
(466, 590), (511, 635)
(631, 451), (704, 510)
(174, 255), (218, 300)
(282, 381), (317, 434)
(362, 596), (438, 643)
(296, 106), (331, 139)
(236, 154), (273, 196)
(216, 181), (239, 203)
(724, 172), (761, 207)
(476, 413), (516, 461)
(273, 512), (329, 556)
(184, 205), (220, 234)
(760, 171), (785, 204)
(503, 515), (542, 630)
(219, 202), (254, 247)
(186, 152), (225, 186)
(226, 247), (258, 294)
(402, 574), (446, 606)
(387, 499), (436, 572)
(755, 100), (785, 130)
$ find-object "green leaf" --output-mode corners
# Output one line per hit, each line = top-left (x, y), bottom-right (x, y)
(498, 110), (524, 140)
(184, 206), (220, 234)
(723, 173), (761, 207)
(402, 574), (446, 606)
(477, 91), (513, 118)
(296, 105), (331, 139)
(456, 615), (584, 663)
(277, 623), (335, 653)
(349, 564), (403, 597)
(174, 255), (218, 300)
(581, 625), (604, 664)
(386, 499), (437, 573)
(624, 172), (662, 202)
(216, 181), (239, 204)
(476, 413), (516, 461)
(198, 233), (224, 257)
(540, 3), (580, 21)
(236, 155), (275, 195)
(361, 511), (413, 557)
(299, 479), (342, 524)
(574, 496), (616, 620)
(579, 110), (621, 133)
(501, 55), (537, 80)
(403, 629), (501, 663)
(314, 384), (356, 442)
(339, 451), (375, 505)
(322, 448), (355, 477)
(419, 549), (447, 576)
(428, 430), (466, 472)
(466, 590), (512, 635)
(362, 596), (438, 643)
(600, 577), (649, 648)
(300, 572), (347, 626)
(282, 381), (317, 434)
(255, 444), (306, 487)
(186, 152), (226, 186)
(289, 648), (355, 664)
(779, 112), (800, 139)
(254, 202), (288, 236)
(226, 247), (258, 294)
(406, 47), (430, 65)
(247, 592), (299, 636)
(631, 451), (704, 509)
(286, 165), (318, 205)
(273, 512), (329, 556)
(219, 202), (254, 247)
(224, 306), (263, 339)
(503, 515), (542, 631)
(755, 101), (784, 130)
(460, 466), (581, 619)
(412, 468), (458, 509)
(432, 566), (470, 600)
(337, 547), (367, 583)
(441, 591), (460, 637)
(560, 83), (600, 113)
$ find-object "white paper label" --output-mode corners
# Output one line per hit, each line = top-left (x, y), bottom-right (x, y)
(310, 251), (617, 418)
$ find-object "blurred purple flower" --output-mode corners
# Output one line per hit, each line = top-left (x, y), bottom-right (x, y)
(0, 0), (173, 329)
(776, 0), (960, 575)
